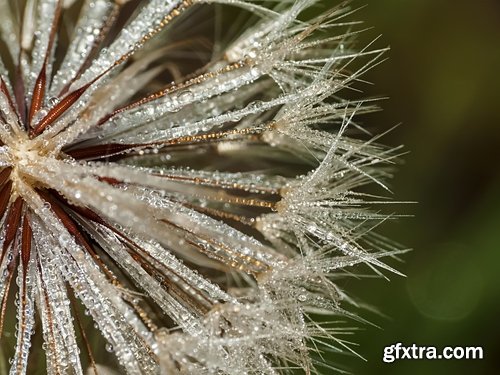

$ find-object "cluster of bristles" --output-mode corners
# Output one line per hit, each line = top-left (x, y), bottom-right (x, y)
(0, 0), (404, 374)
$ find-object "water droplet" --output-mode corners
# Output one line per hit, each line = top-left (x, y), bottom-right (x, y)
(177, 90), (194, 104)
(48, 97), (60, 106)
(59, 234), (71, 247)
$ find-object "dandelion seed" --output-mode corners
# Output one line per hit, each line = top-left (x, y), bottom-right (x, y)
(0, 0), (403, 374)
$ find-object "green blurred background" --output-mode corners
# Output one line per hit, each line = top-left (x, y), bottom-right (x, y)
(324, 0), (500, 373)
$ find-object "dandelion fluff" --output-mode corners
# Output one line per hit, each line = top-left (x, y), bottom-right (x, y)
(0, 0), (403, 374)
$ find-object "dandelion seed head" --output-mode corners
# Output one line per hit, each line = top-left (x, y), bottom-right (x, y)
(0, 0), (403, 374)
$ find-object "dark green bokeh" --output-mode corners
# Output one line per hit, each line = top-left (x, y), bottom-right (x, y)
(322, 0), (500, 373)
